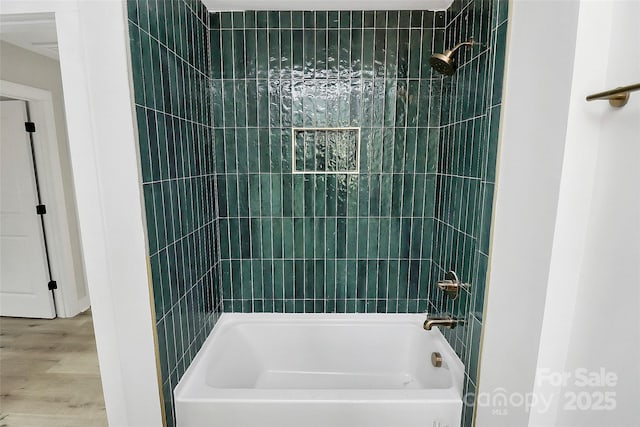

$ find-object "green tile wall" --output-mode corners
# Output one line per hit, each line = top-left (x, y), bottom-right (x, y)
(428, 1), (508, 426)
(127, 0), (221, 426)
(210, 10), (444, 314)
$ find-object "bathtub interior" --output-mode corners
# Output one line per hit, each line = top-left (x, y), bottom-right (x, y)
(175, 314), (464, 394)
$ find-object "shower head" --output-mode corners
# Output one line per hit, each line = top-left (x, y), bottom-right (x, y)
(429, 39), (476, 76)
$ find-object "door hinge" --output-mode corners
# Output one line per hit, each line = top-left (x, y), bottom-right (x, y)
(48, 280), (58, 290)
(25, 122), (36, 133)
(36, 204), (47, 215)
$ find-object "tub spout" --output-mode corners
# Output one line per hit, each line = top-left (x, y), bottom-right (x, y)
(423, 317), (462, 331)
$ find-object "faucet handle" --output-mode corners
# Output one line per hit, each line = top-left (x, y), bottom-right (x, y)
(436, 271), (470, 300)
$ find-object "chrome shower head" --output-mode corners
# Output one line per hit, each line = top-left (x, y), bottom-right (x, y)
(429, 39), (476, 76)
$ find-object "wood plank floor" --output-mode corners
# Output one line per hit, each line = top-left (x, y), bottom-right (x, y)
(0, 310), (107, 426)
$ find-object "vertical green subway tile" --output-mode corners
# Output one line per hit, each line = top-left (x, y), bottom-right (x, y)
(220, 29), (234, 79)
(357, 174), (369, 216)
(233, 29), (246, 79)
(325, 174), (337, 217)
(368, 174), (380, 216)
(401, 174), (415, 217)
(486, 105), (501, 183)
(326, 30), (339, 79)
(241, 260), (253, 299)
(294, 260), (304, 299)
(346, 218), (358, 258)
(344, 260), (356, 301)
(268, 80), (281, 127)
(356, 260), (367, 299)
(262, 260), (273, 299)
(426, 128), (439, 173)
(249, 217), (262, 259)
(222, 81), (235, 127)
(408, 260), (421, 299)
(346, 175), (359, 217)
(314, 175), (326, 216)
(331, 259), (348, 303)
(282, 217), (294, 258)
(314, 259), (325, 298)
(248, 174), (260, 216)
(268, 29), (281, 80)
(244, 29), (257, 79)
(237, 174), (249, 217)
(293, 218), (304, 258)
(392, 128), (405, 173)
(304, 259), (315, 301)
(293, 174), (304, 217)
(260, 175), (272, 216)
(338, 29), (351, 81)
(314, 217), (326, 258)
(373, 29), (386, 78)
(326, 259), (337, 301)
(261, 218), (273, 259)
(377, 260), (389, 300)
(336, 175), (348, 216)
(292, 31), (304, 79)
(390, 174), (403, 217)
(399, 218), (411, 259)
(256, 11), (268, 28)
(258, 128), (271, 172)
(283, 260), (295, 299)
(424, 174), (437, 217)
(282, 174), (293, 217)
(367, 218), (379, 259)
(281, 82), (293, 128)
(357, 218), (368, 259)
(304, 217), (315, 260)
(303, 176), (314, 216)
(361, 29), (375, 79)
(271, 177), (282, 217)
(325, 218), (336, 259)
(387, 10), (399, 28)
(336, 218), (347, 259)
(363, 10), (375, 27)
(412, 174), (426, 217)
(291, 11), (303, 28)
(366, 260), (378, 300)
(326, 11), (337, 29)
(273, 259), (284, 300)
(228, 218), (241, 259)
(143, 184), (158, 253)
(479, 183), (495, 255)
(256, 29), (269, 79)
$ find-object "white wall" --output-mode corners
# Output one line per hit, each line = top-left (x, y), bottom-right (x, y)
(0, 1), (163, 425)
(475, 1), (580, 425)
(0, 40), (89, 315)
(531, 1), (640, 426)
(478, 1), (639, 426)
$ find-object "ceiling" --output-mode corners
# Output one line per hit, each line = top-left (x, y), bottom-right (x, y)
(202, 0), (453, 11)
(0, 13), (59, 60)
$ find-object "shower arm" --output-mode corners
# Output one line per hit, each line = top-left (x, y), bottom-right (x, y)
(446, 39), (476, 55)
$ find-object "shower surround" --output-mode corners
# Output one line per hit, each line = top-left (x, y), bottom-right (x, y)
(126, 1), (507, 426)
(211, 9), (442, 314)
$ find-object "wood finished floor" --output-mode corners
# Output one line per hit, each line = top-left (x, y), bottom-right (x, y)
(0, 311), (107, 427)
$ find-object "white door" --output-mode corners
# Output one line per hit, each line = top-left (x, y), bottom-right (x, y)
(0, 100), (55, 318)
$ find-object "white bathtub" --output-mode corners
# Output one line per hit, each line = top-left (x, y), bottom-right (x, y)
(174, 313), (465, 427)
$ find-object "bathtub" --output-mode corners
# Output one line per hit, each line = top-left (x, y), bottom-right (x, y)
(174, 313), (465, 427)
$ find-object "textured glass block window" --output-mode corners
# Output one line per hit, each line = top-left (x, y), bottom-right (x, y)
(292, 128), (360, 174)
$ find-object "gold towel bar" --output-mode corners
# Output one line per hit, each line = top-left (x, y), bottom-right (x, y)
(586, 82), (640, 108)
